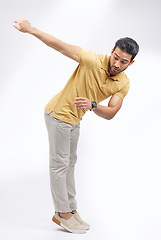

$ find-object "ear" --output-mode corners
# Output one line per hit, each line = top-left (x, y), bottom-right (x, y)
(111, 49), (114, 54)
(129, 60), (135, 66)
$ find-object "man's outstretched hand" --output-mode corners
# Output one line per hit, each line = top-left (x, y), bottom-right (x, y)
(13, 18), (32, 33)
(74, 97), (92, 110)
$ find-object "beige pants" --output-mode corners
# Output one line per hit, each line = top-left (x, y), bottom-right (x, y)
(44, 112), (80, 212)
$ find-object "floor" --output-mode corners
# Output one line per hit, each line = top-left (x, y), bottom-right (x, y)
(1, 170), (161, 240)
(1, 173), (107, 240)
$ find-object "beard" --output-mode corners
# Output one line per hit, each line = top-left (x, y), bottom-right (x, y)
(108, 58), (129, 76)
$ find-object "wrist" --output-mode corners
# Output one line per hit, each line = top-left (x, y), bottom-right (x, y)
(28, 27), (37, 35)
(90, 101), (97, 111)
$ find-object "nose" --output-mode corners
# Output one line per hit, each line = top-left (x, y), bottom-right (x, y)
(114, 61), (120, 69)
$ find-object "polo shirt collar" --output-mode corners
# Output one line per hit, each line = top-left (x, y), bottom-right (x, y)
(101, 55), (124, 82)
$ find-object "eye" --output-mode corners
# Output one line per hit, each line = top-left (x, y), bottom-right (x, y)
(121, 61), (126, 64)
(114, 56), (119, 60)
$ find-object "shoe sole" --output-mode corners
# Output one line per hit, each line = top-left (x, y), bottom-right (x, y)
(83, 225), (90, 230)
(52, 216), (86, 234)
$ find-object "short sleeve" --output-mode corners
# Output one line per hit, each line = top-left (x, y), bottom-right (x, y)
(114, 82), (130, 99)
(76, 48), (101, 67)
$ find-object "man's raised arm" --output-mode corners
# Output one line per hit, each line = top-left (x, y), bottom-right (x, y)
(13, 18), (81, 61)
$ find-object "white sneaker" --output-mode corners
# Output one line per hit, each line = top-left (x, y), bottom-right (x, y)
(72, 212), (90, 230)
(52, 213), (86, 234)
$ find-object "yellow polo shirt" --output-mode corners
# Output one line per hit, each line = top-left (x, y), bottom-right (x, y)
(45, 48), (129, 125)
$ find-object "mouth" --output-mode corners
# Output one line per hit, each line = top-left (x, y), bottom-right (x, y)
(112, 66), (120, 73)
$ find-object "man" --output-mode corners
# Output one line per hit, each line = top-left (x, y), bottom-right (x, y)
(13, 18), (139, 234)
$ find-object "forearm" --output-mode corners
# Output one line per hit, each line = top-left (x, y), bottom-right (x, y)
(93, 104), (116, 120)
(74, 96), (122, 120)
(29, 27), (66, 52)
(30, 27), (80, 59)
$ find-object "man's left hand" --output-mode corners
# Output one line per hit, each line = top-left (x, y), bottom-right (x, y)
(74, 97), (92, 110)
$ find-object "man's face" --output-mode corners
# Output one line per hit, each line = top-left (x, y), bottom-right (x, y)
(108, 47), (134, 76)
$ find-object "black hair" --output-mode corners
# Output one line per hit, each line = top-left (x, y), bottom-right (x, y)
(114, 37), (139, 61)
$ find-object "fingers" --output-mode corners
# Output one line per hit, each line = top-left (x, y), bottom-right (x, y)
(74, 97), (88, 103)
(13, 18), (24, 31)
(74, 98), (86, 106)
(74, 97), (91, 110)
(74, 101), (87, 109)
(75, 97), (86, 101)
(13, 18), (22, 31)
(75, 104), (87, 110)
(13, 24), (20, 30)
(74, 100), (86, 105)
(13, 17), (26, 24)
(13, 18), (22, 28)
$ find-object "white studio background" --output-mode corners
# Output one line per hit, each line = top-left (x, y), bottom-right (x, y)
(0, 0), (161, 240)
